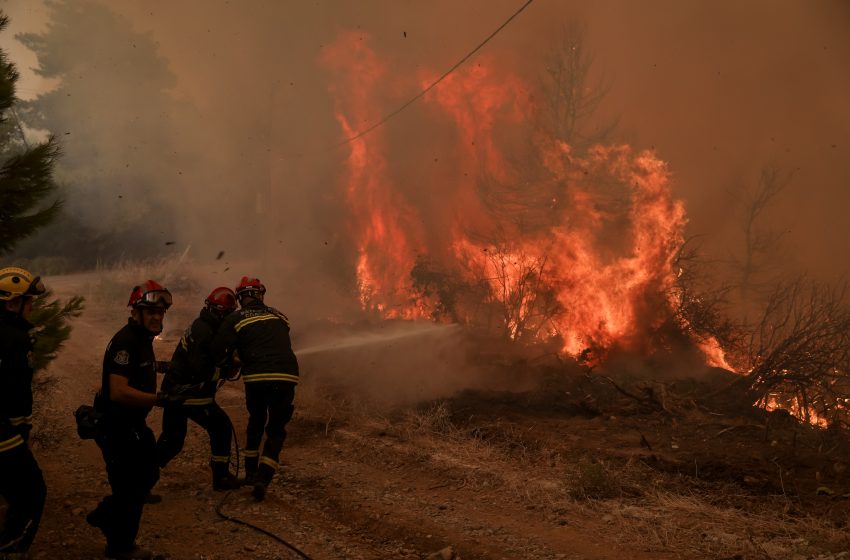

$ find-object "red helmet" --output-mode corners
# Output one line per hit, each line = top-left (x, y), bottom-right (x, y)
(128, 280), (172, 309)
(205, 286), (237, 314)
(235, 276), (265, 299)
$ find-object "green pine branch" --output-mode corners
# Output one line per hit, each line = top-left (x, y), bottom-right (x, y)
(0, 138), (63, 255)
(28, 290), (84, 371)
(0, 10), (80, 374)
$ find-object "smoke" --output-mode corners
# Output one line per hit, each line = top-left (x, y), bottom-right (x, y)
(3, 0), (847, 274)
(1, 0), (848, 390)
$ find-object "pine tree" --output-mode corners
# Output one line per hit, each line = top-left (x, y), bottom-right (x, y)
(0, 11), (82, 372)
(14, 0), (187, 266)
(0, 15), (62, 255)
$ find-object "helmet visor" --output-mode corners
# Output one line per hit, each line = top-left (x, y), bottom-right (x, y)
(139, 289), (173, 309)
(236, 286), (265, 298)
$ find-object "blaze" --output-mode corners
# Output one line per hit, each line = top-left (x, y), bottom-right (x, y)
(320, 32), (426, 318)
(321, 32), (714, 362)
(763, 395), (830, 428)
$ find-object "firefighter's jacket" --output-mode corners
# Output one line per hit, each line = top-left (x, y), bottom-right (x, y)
(160, 307), (224, 405)
(212, 302), (299, 385)
(101, 319), (157, 428)
(0, 308), (36, 453)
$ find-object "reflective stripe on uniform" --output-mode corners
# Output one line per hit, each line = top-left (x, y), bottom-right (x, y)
(183, 397), (214, 406)
(259, 456), (279, 470)
(242, 373), (299, 384)
(0, 434), (24, 453)
(234, 314), (280, 332)
(211, 455), (230, 463)
(9, 415), (32, 426)
(242, 449), (260, 458)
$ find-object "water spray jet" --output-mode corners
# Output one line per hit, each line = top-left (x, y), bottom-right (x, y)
(296, 322), (460, 356)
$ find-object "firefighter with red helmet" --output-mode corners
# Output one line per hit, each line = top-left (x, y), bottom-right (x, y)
(155, 287), (241, 491)
(86, 280), (180, 560)
(212, 276), (299, 501)
(0, 267), (48, 554)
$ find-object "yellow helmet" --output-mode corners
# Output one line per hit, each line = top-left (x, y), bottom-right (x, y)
(0, 267), (46, 301)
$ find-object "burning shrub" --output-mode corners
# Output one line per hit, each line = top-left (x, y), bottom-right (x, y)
(742, 279), (850, 428)
(321, 30), (745, 371)
(411, 247), (563, 348)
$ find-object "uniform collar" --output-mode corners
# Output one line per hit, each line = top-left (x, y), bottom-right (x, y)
(200, 306), (224, 327)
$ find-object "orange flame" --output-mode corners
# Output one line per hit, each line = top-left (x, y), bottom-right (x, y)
(322, 32), (720, 362)
(763, 395), (830, 428)
(321, 32), (426, 318)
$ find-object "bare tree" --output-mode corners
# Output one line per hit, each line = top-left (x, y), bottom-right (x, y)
(744, 279), (850, 427)
(670, 237), (740, 356)
(474, 23), (620, 237)
(411, 242), (563, 349)
(540, 22), (618, 151)
(729, 164), (793, 319)
(476, 244), (562, 343)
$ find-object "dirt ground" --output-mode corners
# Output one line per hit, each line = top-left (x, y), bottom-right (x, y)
(10, 273), (850, 559)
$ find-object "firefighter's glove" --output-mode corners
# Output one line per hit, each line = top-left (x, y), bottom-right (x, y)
(155, 391), (185, 408)
(222, 365), (241, 381)
(216, 360), (241, 381)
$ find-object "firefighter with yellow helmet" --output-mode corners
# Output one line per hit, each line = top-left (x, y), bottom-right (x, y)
(0, 267), (47, 554)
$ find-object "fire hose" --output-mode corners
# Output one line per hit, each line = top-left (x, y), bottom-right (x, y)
(215, 490), (312, 560)
(214, 400), (313, 560)
(158, 366), (311, 556)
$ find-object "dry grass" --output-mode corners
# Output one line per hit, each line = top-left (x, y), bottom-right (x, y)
(87, 252), (200, 306)
(15, 255), (78, 276)
(567, 458), (622, 500)
(590, 487), (850, 559)
(297, 393), (850, 559)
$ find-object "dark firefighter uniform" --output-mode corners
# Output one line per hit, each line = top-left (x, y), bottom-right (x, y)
(212, 302), (298, 490)
(87, 319), (160, 555)
(0, 308), (46, 553)
(156, 306), (236, 488)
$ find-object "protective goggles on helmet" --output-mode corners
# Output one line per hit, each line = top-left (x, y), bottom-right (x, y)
(136, 289), (173, 309)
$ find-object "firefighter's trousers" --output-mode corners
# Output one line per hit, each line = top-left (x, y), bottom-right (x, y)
(0, 443), (45, 553)
(244, 381), (295, 483)
(156, 401), (234, 470)
(91, 424), (159, 555)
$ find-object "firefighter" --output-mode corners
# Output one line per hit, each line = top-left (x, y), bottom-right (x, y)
(0, 267), (47, 555)
(155, 287), (241, 491)
(86, 280), (182, 560)
(212, 277), (299, 501)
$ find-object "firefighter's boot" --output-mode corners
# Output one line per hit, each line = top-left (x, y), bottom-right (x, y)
(251, 463), (275, 502)
(251, 480), (267, 502)
(243, 455), (259, 485)
(211, 461), (241, 491)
